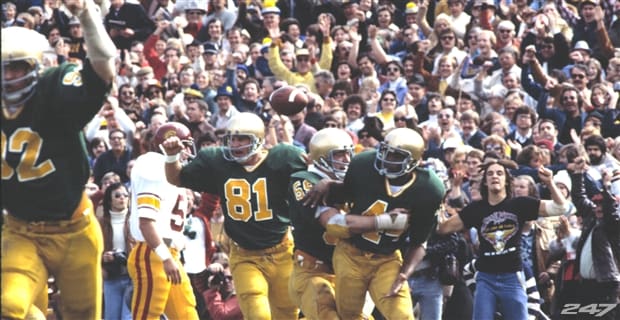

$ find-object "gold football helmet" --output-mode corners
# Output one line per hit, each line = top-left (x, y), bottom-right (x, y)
(2, 27), (47, 119)
(374, 128), (425, 179)
(222, 112), (266, 163)
(309, 128), (354, 180)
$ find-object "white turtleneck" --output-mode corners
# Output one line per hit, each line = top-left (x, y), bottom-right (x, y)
(110, 209), (128, 252)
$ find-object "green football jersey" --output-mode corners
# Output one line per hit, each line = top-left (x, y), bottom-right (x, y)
(180, 143), (307, 250)
(2, 62), (110, 221)
(288, 169), (336, 265)
(343, 151), (445, 255)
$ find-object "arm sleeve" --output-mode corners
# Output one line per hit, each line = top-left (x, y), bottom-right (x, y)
(318, 38), (334, 71)
(267, 44), (293, 83)
(179, 149), (217, 193)
(143, 34), (165, 72)
(84, 114), (105, 142)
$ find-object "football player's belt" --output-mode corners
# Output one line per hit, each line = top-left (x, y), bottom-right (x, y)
(294, 249), (333, 274)
(5, 212), (90, 234)
(340, 240), (394, 259)
(232, 233), (291, 255)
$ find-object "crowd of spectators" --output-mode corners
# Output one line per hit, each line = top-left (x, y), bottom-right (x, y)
(4, 0), (619, 318)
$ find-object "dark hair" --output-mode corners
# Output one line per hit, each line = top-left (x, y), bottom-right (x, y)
(240, 78), (260, 95)
(356, 52), (375, 64)
(479, 159), (516, 201)
(538, 118), (558, 131)
(103, 182), (128, 219)
(342, 94), (367, 115)
(584, 134), (607, 153)
(108, 129), (127, 139)
(331, 80), (352, 97)
(515, 145), (543, 166)
(88, 137), (109, 158)
(512, 106), (536, 124)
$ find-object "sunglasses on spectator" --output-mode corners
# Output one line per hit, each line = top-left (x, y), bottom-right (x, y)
(387, 67), (400, 72)
(498, 29), (512, 33)
(113, 192), (129, 199)
(121, 91), (134, 96)
(394, 117), (408, 122)
(485, 145), (503, 152)
(324, 122), (341, 128)
(297, 57), (310, 62)
(441, 36), (454, 40)
(571, 73), (586, 79)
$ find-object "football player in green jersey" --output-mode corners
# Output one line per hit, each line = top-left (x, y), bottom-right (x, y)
(1, 0), (116, 318)
(288, 128), (410, 320)
(305, 128), (446, 319)
(163, 112), (304, 320)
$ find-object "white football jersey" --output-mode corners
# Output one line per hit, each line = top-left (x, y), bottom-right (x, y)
(129, 152), (187, 249)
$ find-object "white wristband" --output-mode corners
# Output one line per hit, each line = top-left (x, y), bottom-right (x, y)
(375, 212), (409, 231)
(165, 153), (180, 164)
(154, 243), (172, 261)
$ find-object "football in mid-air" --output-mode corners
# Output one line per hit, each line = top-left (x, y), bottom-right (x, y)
(269, 85), (309, 115)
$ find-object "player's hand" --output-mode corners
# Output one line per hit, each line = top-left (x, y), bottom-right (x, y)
(63, 0), (86, 16)
(163, 259), (182, 284)
(385, 272), (408, 297)
(161, 136), (184, 156)
(302, 179), (337, 208)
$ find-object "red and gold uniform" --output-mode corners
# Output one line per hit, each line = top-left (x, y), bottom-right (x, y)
(128, 152), (198, 320)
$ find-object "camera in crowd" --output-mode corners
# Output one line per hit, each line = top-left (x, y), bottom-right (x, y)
(207, 270), (228, 287)
(104, 250), (128, 278)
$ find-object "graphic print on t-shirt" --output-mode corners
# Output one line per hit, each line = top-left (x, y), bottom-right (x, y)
(480, 211), (518, 255)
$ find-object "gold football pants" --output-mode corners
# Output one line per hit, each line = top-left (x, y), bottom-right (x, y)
(229, 236), (299, 320)
(288, 262), (338, 320)
(333, 240), (414, 320)
(127, 242), (198, 320)
(1, 192), (103, 320)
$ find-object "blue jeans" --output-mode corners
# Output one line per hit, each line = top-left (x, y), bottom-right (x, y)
(409, 272), (443, 320)
(104, 274), (133, 320)
(473, 271), (527, 320)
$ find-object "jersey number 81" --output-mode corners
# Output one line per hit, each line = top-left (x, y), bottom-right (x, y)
(224, 178), (274, 222)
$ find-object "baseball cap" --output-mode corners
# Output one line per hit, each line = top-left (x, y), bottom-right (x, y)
(295, 48), (310, 57)
(405, 2), (418, 14)
(215, 85), (234, 99)
(203, 42), (219, 55)
(184, 85), (204, 99)
(571, 41), (592, 55)
(261, 0), (281, 15)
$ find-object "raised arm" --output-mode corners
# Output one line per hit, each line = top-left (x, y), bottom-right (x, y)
(66, 0), (116, 85)
(538, 166), (571, 217)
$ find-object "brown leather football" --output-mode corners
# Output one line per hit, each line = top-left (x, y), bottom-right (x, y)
(269, 85), (309, 115)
